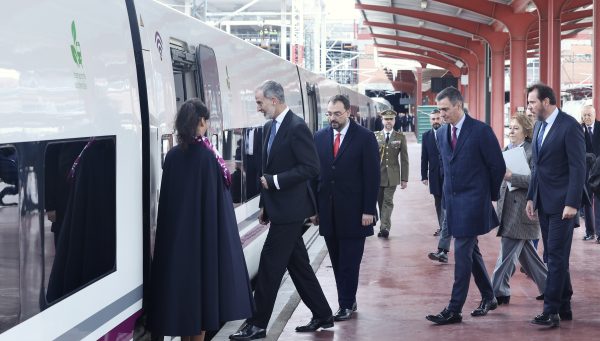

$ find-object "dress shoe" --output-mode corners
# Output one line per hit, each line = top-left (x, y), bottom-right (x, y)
(530, 312), (560, 327)
(496, 295), (510, 305)
(536, 294), (544, 300)
(428, 250), (448, 263)
(377, 231), (383, 238)
(295, 316), (334, 332)
(426, 308), (462, 325)
(352, 301), (357, 311)
(471, 298), (498, 316)
(583, 234), (595, 241)
(229, 324), (266, 340)
(381, 229), (389, 238)
(433, 229), (441, 236)
(559, 310), (573, 321)
(334, 308), (354, 321)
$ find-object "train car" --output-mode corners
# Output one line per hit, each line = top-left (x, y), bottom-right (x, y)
(0, 0), (380, 339)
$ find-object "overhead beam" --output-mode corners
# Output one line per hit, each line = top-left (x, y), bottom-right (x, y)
(378, 51), (461, 77)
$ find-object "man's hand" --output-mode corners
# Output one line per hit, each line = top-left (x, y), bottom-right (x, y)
(562, 206), (577, 220)
(260, 176), (269, 190)
(504, 169), (513, 181)
(362, 214), (375, 226)
(258, 208), (269, 225)
(400, 181), (407, 189)
(526, 200), (537, 220)
(47, 210), (56, 223)
(422, 180), (428, 186)
(309, 215), (319, 226)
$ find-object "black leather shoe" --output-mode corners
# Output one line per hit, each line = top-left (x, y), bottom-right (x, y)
(583, 234), (595, 241)
(536, 294), (544, 300)
(352, 301), (357, 311)
(381, 229), (389, 238)
(496, 295), (510, 305)
(531, 312), (560, 327)
(428, 250), (448, 263)
(229, 324), (266, 340)
(295, 316), (334, 332)
(559, 310), (573, 321)
(471, 298), (498, 316)
(377, 231), (383, 238)
(334, 308), (354, 321)
(426, 308), (462, 325)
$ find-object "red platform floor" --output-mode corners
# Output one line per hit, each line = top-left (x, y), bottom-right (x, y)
(278, 134), (600, 341)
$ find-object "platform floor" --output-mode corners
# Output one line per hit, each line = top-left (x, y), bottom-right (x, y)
(277, 133), (600, 341)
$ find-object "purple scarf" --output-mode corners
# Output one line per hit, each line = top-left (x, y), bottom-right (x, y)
(195, 136), (232, 188)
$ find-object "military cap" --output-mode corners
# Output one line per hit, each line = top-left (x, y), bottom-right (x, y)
(380, 110), (397, 119)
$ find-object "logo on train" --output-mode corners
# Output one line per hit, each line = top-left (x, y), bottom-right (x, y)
(155, 32), (163, 61)
(70, 21), (83, 67)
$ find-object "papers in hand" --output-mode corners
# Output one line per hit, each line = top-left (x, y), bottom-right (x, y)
(502, 146), (530, 191)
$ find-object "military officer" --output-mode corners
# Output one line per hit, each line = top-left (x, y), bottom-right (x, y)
(375, 110), (409, 238)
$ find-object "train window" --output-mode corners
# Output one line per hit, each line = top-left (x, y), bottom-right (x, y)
(43, 138), (116, 305)
(196, 45), (223, 154)
(0, 146), (19, 333)
(222, 130), (243, 206)
(170, 39), (200, 109)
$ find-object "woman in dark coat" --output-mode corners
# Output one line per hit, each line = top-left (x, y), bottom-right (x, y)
(149, 99), (254, 340)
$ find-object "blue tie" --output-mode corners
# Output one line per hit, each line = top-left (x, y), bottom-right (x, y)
(267, 119), (277, 155)
(537, 121), (547, 150)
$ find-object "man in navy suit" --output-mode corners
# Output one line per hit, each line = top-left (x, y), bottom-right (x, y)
(426, 87), (505, 325)
(230, 81), (333, 340)
(526, 83), (585, 327)
(312, 94), (380, 322)
(421, 109), (444, 236)
(581, 105), (600, 242)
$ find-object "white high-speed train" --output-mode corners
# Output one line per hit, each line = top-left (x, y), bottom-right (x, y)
(0, 0), (388, 339)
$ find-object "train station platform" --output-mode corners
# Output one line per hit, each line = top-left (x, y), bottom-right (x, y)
(216, 133), (600, 341)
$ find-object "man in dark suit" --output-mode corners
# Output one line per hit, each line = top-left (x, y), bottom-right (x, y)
(230, 81), (333, 340)
(421, 109), (444, 237)
(526, 83), (586, 327)
(581, 105), (600, 242)
(426, 87), (505, 325)
(312, 94), (380, 322)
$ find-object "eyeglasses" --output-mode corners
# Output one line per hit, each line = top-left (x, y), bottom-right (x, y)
(325, 111), (346, 118)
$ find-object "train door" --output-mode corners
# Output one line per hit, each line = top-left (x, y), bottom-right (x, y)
(306, 83), (321, 132)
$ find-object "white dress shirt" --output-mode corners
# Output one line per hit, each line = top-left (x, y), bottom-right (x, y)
(333, 121), (350, 146)
(539, 107), (559, 146)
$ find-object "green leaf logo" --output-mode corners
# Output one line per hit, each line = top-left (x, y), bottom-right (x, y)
(70, 20), (83, 67)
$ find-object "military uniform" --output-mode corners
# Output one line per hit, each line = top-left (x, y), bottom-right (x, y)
(375, 126), (409, 234)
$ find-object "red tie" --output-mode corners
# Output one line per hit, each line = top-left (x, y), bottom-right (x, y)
(333, 132), (341, 157)
(451, 126), (457, 150)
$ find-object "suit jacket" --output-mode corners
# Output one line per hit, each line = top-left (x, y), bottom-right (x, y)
(259, 110), (320, 224)
(314, 120), (380, 239)
(420, 129), (443, 196)
(527, 110), (586, 214)
(496, 141), (540, 240)
(437, 114), (506, 238)
(375, 130), (408, 186)
(587, 120), (600, 156)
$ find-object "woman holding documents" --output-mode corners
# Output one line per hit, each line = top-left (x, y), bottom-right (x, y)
(491, 114), (547, 305)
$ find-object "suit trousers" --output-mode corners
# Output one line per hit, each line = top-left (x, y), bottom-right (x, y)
(447, 237), (494, 313)
(437, 210), (451, 252)
(324, 236), (365, 309)
(538, 208), (574, 314)
(433, 194), (443, 229)
(594, 193), (600, 236)
(249, 221), (332, 328)
(583, 200), (595, 237)
(377, 186), (397, 231)
(491, 237), (547, 297)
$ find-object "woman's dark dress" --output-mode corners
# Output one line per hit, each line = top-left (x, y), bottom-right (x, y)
(149, 144), (254, 335)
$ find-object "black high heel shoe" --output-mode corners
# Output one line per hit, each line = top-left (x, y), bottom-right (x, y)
(496, 296), (510, 305)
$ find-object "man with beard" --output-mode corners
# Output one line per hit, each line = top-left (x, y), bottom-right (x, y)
(374, 110), (408, 238)
(230, 80), (333, 340)
(312, 94), (380, 321)
(422, 110), (450, 262)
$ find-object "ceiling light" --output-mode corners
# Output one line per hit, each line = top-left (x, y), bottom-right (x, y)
(455, 60), (464, 68)
(421, 0), (428, 9)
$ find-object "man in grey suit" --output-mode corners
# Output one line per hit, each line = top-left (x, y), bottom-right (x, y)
(491, 114), (547, 305)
